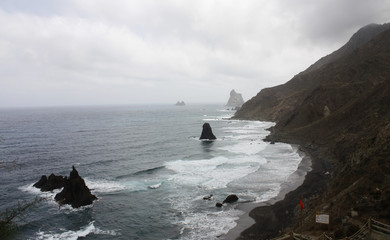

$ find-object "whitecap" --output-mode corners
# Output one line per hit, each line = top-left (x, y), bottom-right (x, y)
(19, 183), (62, 206)
(177, 208), (244, 240)
(165, 156), (266, 189)
(219, 140), (268, 155)
(202, 114), (233, 121)
(148, 182), (162, 189)
(19, 183), (95, 213)
(84, 178), (125, 193)
(33, 221), (119, 240)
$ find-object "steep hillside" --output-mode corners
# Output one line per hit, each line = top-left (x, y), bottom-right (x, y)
(234, 23), (390, 122)
(269, 28), (390, 236)
(235, 24), (390, 239)
(305, 23), (390, 73)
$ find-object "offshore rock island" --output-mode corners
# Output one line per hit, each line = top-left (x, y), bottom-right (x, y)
(175, 101), (186, 106)
(200, 122), (217, 140)
(226, 89), (245, 108)
(34, 166), (97, 208)
(233, 23), (390, 239)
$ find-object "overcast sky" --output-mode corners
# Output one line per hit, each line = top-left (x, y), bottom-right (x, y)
(1, 0), (389, 107)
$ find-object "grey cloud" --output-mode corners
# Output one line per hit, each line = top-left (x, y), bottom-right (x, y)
(0, 1), (389, 107)
(278, 0), (390, 45)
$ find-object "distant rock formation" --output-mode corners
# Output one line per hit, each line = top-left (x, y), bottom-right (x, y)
(175, 101), (185, 106)
(34, 166), (97, 208)
(199, 123), (216, 140)
(226, 89), (245, 107)
(55, 166), (97, 208)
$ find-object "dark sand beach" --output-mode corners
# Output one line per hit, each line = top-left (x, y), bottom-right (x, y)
(224, 144), (331, 240)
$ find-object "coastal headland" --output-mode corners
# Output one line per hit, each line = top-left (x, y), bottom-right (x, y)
(228, 23), (390, 239)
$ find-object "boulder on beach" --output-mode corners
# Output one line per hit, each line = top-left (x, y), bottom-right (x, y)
(223, 194), (239, 204)
(55, 166), (97, 208)
(33, 173), (66, 192)
(200, 123), (216, 140)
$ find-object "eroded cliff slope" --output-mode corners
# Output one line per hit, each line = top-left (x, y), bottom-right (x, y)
(235, 23), (390, 237)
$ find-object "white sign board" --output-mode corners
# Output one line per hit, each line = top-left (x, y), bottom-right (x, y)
(316, 214), (329, 224)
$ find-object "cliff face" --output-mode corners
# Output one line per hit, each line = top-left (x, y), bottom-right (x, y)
(304, 23), (390, 73)
(234, 23), (390, 122)
(234, 23), (390, 235)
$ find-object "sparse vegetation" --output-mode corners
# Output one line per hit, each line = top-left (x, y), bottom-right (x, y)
(0, 197), (43, 239)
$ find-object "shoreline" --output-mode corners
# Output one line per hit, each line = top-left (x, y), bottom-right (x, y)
(223, 144), (330, 240)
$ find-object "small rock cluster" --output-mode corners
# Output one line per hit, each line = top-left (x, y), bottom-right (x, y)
(34, 166), (97, 208)
(215, 194), (239, 207)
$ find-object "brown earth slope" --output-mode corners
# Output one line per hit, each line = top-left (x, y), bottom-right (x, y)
(234, 23), (390, 123)
(234, 24), (390, 239)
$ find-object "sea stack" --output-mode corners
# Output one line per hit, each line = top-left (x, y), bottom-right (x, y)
(54, 166), (97, 208)
(200, 123), (217, 140)
(175, 101), (186, 106)
(226, 89), (245, 108)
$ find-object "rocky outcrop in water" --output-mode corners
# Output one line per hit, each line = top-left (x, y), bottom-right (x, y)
(215, 195), (239, 207)
(223, 194), (239, 204)
(226, 89), (245, 107)
(33, 174), (65, 192)
(175, 101), (185, 106)
(199, 123), (216, 140)
(34, 166), (97, 208)
(55, 166), (97, 208)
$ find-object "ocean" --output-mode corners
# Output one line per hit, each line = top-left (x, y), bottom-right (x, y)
(0, 104), (303, 240)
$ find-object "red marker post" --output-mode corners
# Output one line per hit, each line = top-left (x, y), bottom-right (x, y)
(299, 198), (304, 235)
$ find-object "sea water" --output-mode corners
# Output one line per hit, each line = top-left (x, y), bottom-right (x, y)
(0, 105), (303, 240)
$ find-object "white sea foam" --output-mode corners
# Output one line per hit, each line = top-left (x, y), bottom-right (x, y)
(202, 114), (233, 121)
(19, 183), (94, 212)
(165, 155), (266, 189)
(33, 221), (119, 240)
(19, 183), (61, 205)
(20, 178), (126, 197)
(178, 208), (244, 240)
(118, 179), (165, 192)
(167, 118), (304, 239)
(219, 141), (268, 155)
(84, 178), (125, 193)
(148, 182), (162, 189)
